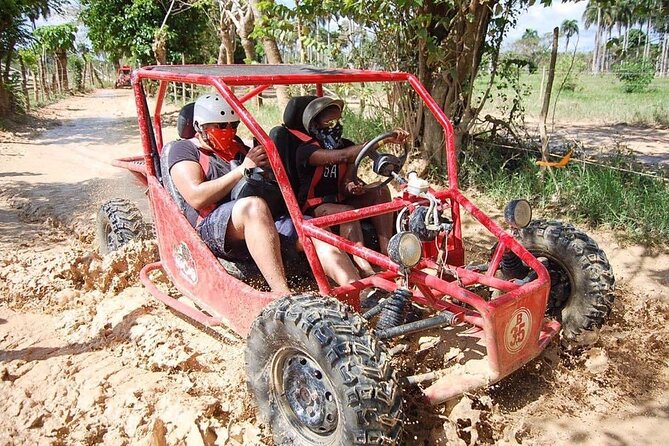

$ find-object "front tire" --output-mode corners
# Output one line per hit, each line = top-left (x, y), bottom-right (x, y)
(515, 220), (615, 345)
(245, 295), (403, 445)
(96, 198), (145, 255)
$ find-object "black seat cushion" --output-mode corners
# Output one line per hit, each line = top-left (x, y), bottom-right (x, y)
(269, 95), (318, 194)
(177, 102), (196, 139)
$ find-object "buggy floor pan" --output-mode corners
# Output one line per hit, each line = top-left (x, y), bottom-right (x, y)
(407, 320), (559, 405)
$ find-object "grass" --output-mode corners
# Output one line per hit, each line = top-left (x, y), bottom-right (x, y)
(457, 144), (669, 245)
(478, 71), (669, 127)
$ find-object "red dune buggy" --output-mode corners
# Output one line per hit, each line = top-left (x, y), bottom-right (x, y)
(97, 65), (615, 445)
(114, 65), (132, 88)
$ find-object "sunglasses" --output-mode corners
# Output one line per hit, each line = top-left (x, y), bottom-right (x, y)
(317, 118), (341, 129)
(211, 121), (240, 129)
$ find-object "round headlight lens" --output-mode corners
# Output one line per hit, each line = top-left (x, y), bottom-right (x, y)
(388, 232), (422, 268)
(504, 199), (532, 229)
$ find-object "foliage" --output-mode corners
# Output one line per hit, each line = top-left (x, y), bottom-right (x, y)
(33, 23), (76, 52)
(560, 19), (579, 51)
(555, 53), (587, 92)
(0, 0), (62, 114)
(508, 28), (550, 69)
(491, 58), (532, 125)
(288, 0), (558, 161)
(459, 142), (669, 245)
(614, 58), (655, 92)
(69, 55), (85, 91)
(80, 0), (217, 65)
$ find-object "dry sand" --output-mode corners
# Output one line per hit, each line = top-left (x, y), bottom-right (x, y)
(1, 89), (668, 445)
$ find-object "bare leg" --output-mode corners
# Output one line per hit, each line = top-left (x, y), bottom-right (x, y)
(310, 238), (361, 285)
(347, 185), (393, 254)
(314, 203), (375, 277)
(227, 197), (290, 293)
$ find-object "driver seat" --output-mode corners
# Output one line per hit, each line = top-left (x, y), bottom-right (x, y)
(269, 95), (317, 195)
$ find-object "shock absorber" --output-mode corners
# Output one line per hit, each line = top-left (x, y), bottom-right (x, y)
(500, 250), (529, 279)
(376, 288), (413, 331)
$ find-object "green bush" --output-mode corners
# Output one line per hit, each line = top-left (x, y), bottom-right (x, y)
(614, 60), (655, 93)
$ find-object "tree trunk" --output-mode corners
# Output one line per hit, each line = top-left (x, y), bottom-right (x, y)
(0, 83), (14, 116)
(540, 28), (559, 168)
(38, 55), (49, 100)
(3, 38), (16, 82)
(19, 57), (30, 111)
(418, 0), (494, 159)
(421, 77), (448, 166)
(152, 31), (168, 65)
(55, 49), (69, 91)
(644, 19), (652, 61)
(221, 30), (235, 64)
(231, 2), (257, 63)
(248, 0), (289, 107)
(32, 69), (39, 104)
(592, 8), (601, 73)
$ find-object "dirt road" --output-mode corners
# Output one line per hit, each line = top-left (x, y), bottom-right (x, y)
(1, 89), (668, 445)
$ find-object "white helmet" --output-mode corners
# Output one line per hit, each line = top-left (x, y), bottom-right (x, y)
(193, 93), (239, 132)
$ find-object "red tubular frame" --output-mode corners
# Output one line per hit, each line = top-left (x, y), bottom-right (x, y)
(125, 65), (559, 405)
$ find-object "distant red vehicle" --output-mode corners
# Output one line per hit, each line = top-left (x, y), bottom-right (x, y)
(114, 65), (132, 88)
(98, 64), (615, 445)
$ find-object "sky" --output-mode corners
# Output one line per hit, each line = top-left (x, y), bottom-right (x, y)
(506, 2), (596, 51)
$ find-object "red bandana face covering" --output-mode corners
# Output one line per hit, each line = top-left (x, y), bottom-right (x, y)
(204, 127), (238, 161)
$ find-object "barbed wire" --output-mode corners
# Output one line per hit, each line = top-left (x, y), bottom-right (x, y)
(475, 138), (669, 183)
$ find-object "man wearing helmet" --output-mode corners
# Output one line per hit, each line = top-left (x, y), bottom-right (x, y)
(165, 93), (361, 292)
(295, 96), (408, 276)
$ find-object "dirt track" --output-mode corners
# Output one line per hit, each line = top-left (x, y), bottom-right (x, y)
(1, 89), (669, 445)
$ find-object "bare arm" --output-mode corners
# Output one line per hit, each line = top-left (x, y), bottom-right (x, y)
(171, 145), (268, 210)
(171, 160), (244, 210)
(307, 144), (364, 166)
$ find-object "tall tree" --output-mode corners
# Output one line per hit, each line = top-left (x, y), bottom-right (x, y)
(228, 0), (256, 63)
(34, 23), (76, 91)
(293, 0), (555, 159)
(0, 0), (61, 115)
(561, 19), (579, 51)
(248, 0), (289, 105)
(80, 0), (217, 66)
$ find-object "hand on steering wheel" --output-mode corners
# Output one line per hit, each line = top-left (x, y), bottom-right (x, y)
(350, 129), (409, 191)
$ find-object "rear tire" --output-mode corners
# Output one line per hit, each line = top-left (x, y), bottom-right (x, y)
(245, 295), (403, 445)
(96, 198), (145, 255)
(516, 220), (615, 345)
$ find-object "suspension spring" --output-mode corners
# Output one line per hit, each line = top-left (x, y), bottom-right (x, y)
(376, 288), (413, 332)
(500, 250), (529, 279)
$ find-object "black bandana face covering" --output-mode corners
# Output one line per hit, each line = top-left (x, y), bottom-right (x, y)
(312, 122), (343, 150)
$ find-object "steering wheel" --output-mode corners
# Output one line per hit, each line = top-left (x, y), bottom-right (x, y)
(350, 131), (409, 191)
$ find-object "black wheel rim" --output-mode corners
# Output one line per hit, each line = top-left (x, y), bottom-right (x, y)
(531, 251), (573, 315)
(272, 347), (339, 438)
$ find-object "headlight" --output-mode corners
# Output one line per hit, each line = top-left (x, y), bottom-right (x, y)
(504, 199), (532, 228)
(387, 232), (422, 268)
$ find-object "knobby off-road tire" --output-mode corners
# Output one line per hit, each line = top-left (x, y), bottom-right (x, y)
(516, 220), (615, 345)
(96, 198), (145, 255)
(245, 295), (403, 445)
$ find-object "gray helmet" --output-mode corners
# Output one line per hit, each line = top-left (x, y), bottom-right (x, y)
(302, 96), (344, 133)
(193, 93), (239, 132)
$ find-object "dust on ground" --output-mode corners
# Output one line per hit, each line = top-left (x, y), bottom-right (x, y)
(1, 89), (669, 445)
(525, 118), (669, 171)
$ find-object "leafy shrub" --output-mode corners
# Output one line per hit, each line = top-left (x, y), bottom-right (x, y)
(614, 60), (654, 93)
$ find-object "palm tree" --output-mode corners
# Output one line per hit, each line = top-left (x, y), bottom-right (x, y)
(561, 19), (580, 51)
